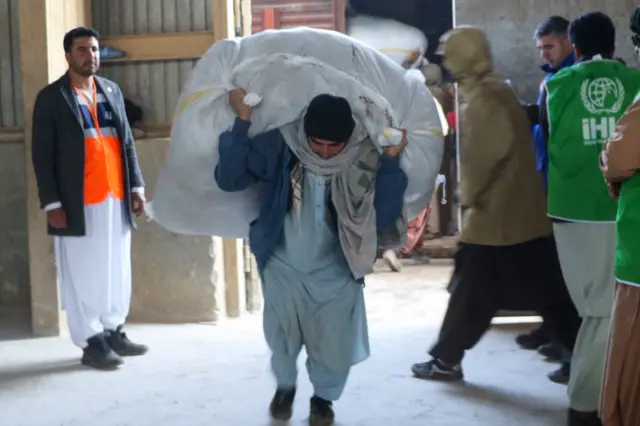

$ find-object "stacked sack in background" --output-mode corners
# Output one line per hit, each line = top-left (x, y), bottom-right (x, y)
(148, 27), (446, 240)
(347, 14), (428, 69)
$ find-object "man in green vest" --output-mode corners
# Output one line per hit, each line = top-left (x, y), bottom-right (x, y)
(540, 11), (640, 426)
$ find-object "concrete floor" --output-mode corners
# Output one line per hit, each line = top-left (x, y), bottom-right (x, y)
(0, 260), (568, 426)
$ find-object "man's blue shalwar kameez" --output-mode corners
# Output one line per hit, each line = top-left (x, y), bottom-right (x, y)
(215, 118), (408, 401)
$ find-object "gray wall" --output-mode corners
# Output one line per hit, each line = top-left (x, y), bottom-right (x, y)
(92, 0), (222, 321)
(0, 136), (221, 322)
(0, 142), (29, 309)
(0, 0), (28, 310)
(455, 0), (639, 102)
(129, 138), (219, 323)
(0, 0), (22, 128)
(0, 0), (220, 321)
(93, 0), (213, 125)
(4, 0), (635, 323)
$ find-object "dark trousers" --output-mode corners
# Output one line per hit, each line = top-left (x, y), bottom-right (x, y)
(430, 238), (581, 365)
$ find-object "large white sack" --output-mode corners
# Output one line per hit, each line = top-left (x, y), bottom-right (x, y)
(150, 27), (445, 238)
(347, 15), (428, 68)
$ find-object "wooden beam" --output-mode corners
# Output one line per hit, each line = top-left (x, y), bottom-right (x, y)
(0, 124), (172, 143)
(239, 0), (252, 36)
(212, 0), (247, 318)
(212, 237), (227, 321)
(244, 241), (262, 313)
(213, 0), (236, 42)
(233, 0), (241, 36)
(235, 0), (261, 314)
(68, 0), (92, 28)
(223, 238), (246, 318)
(19, 0), (92, 338)
(20, 0), (60, 338)
(334, 0), (347, 34)
(137, 123), (172, 139)
(263, 8), (281, 31)
(0, 130), (23, 143)
(100, 31), (215, 63)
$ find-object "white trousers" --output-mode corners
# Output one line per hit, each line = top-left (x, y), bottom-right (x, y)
(54, 195), (132, 348)
(553, 222), (616, 412)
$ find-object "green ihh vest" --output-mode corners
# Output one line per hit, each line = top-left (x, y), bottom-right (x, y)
(617, 165), (640, 285)
(546, 60), (640, 222)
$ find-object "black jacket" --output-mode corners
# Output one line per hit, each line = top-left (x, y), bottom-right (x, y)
(31, 73), (145, 236)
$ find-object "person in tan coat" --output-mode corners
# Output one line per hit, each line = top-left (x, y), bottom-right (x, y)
(411, 26), (579, 381)
(423, 63), (453, 112)
(599, 94), (640, 426)
(600, 8), (640, 426)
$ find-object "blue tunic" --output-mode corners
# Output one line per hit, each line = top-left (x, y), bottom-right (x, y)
(263, 171), (369, 400)
(214, 117), (407, 401)
(532, 52), (575, 188)
(214, 118), (408, 274)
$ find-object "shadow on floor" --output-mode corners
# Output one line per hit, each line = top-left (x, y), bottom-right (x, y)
(0, 359), (86, 392)
(263, 418), (349, 426)
(445, 381), (566, 419)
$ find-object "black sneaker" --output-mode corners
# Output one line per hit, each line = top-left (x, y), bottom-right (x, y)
(411, 358), (463, 381)
(106, 326), (148, 356)
(82, 333), (124, 370)
(567, 409), (603, 426)
(269, 388), (296, 421)
(309, 395), (334, 426)
(538, 342), (564, 361)
(515, 327), (551, 350)
(548, 362), (571, 385)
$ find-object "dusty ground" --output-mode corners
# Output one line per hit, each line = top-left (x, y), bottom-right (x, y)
(0, 260), (568, 426)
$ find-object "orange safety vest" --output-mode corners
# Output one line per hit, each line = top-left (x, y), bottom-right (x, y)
(73, 82), (125, 205)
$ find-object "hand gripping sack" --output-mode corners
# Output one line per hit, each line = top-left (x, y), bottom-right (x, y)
(149, 28), (446, 238)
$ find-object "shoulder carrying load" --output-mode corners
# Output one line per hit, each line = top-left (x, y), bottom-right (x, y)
(149, 28), (446, 239)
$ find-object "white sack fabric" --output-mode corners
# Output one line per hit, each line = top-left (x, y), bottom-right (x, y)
(347, 15), (428, 68)
(150, 27), (445, 239)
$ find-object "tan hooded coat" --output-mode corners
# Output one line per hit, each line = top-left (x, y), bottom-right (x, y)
(443, 27), (551, 245)
(601, 98), (640, 184)
(599, 98), (640, 426)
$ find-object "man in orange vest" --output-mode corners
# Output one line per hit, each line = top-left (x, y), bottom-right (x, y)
(31, 27), (147, 370)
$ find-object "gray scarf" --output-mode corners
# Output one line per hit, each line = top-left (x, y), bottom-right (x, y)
(280, 120), (407, 279)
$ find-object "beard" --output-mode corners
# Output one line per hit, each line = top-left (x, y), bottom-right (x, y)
(72, 62), (97, 77)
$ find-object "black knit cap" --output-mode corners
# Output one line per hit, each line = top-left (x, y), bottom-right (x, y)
(304, 94), (355, 143)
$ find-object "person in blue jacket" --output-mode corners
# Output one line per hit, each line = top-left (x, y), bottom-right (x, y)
(215, 88), (408, 426)
(531, 16), (576, 188)
(517, 15), (579, 385)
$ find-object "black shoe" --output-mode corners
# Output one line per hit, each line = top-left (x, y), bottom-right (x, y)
(515, 327), (551, 350)
(309, 395), (334, 426)
(411, 358), (463, 381)
(106, 326), (148, 356)
(567, 409), (603, 426)
(547, 362), (570, 385)
(538, 342), (564, 361)
(81, 333), (124, 370)
(269, 388), (296, 421)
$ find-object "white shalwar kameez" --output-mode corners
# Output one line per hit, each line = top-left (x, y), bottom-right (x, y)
(54, 193), (132, 348)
